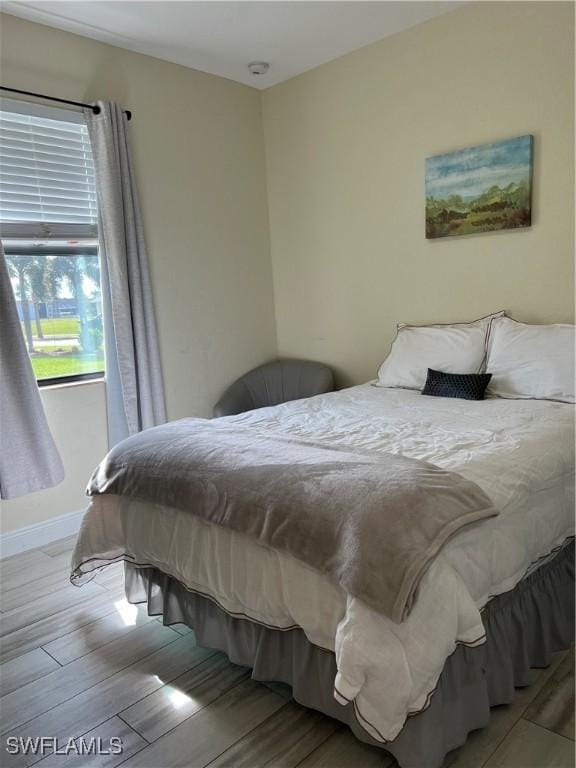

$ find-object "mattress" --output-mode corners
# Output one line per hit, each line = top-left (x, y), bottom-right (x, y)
(72, 384), (575, 742)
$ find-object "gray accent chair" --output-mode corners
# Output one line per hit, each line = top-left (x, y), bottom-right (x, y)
(213, 359), (335, 418)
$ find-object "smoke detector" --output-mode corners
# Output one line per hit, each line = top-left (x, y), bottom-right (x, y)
(248, 61), (270, 76)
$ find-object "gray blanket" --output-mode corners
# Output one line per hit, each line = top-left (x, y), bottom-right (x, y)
(87, 418), (498, 622)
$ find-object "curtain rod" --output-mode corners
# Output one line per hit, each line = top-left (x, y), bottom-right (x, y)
(0, 86), (133, 121)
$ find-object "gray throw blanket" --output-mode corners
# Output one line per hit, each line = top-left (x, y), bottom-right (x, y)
(87, 418), (498, 622)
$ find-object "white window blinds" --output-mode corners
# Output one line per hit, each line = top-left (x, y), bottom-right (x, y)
(0, 102), (97, 239)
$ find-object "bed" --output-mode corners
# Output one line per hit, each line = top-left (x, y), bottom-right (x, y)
(71, 382), (575, 768)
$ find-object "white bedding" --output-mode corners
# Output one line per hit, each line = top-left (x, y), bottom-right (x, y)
(75, 385), (575, 742)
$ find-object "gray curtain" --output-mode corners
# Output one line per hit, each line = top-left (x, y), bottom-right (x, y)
(0, 242), (65, 499)
(85, 102), (166, 446)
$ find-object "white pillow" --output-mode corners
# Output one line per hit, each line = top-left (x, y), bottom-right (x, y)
(486, 317), (575, 403)
(377, 313), (503, 391)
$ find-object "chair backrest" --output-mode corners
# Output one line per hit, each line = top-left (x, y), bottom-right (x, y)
(213, 358), (335, 417)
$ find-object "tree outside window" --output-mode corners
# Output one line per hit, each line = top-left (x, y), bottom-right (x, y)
(5, 246), (105, 384)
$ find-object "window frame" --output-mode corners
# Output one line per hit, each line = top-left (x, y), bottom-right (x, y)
(1, 98), (104, 387)
(38, 371), (104, 388)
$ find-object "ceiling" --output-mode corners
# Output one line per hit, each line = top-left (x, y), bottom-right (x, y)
(2, 1), (462, 89)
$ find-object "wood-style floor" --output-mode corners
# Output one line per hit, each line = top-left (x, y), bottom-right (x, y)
(0, 536), (574, 768)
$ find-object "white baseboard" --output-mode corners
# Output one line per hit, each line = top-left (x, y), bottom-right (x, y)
(0, 508), (85, 559)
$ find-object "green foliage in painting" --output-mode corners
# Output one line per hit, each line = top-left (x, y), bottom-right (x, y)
(426, 181), (531, 238)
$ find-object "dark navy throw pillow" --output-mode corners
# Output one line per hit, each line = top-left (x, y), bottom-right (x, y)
(422, 369), (492, 401)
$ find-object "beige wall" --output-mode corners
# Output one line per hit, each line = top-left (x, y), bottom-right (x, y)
(262, 1), (575, 386)
(1, 383), (110, 536)
(0, 13), (276, 533)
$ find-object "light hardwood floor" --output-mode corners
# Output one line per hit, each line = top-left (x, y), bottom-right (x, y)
(0, 537), (573, 768)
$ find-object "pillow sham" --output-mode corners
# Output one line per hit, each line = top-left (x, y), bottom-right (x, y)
(422, 369), (492, 401)
(376, 312), (504, 391)
(486, 317), (575, 403)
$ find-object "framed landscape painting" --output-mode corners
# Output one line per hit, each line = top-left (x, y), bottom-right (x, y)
(425, 135), (533, 239)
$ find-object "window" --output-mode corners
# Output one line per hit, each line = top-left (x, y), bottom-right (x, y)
(0, 99), (104, 385)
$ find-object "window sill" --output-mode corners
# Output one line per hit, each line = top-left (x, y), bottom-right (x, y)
(39, 377), (105, 392)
